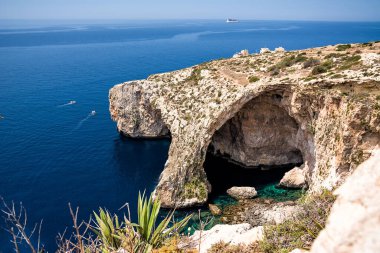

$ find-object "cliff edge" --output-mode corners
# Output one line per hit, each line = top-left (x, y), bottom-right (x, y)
(109, 42), (380, 208)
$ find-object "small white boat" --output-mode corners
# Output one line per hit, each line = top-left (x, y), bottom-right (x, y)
(68, 100), (76, 105)
(91, 110), (96, 116)
(226, 18), (239, 23)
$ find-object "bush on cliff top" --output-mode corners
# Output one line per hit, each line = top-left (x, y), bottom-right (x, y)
(259, 189), (336, 253)
(248, 76), (260, 83)
(336, 44), (351, 51)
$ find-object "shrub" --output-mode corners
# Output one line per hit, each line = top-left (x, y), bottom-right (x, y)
(321, 60), (333, 69)
(248, 76), (260, 82)
(311, 65), (328, 75)
(339, 55), (361, 70)
(303, 58), (320, 68)
(208, 241), (261, 253)
(336, 44), (351, 51)
(259, 190), (336, 253)
(294, 54), (308, 63)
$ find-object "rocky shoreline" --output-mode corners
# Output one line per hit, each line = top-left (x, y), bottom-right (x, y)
(110, 42), (380, 209)
(109, 41), (380, 252)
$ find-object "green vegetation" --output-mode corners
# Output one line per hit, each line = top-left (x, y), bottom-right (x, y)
(183, 178), (208, 200)
(259, 190), (336, 253)
(2, 193), (192, 253)
(311, 65), (328, 75)
(248, 76), (260, 82)
(303, 58), (320, 68)
(336, 44), (352, 51)
(361, 42), (373, 47)
(209, 241), (261, 253)
(268, 54), (309, 75)
(339, 55), (361, 70)
(186, 66), (203, 84)
(93, 208), (124, 250)
(91, 192), (192, 252)
(136, 192), (192, 250)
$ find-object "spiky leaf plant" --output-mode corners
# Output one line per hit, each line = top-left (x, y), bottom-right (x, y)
(92, 208), (122, 251)
(136, 192), (192, 249)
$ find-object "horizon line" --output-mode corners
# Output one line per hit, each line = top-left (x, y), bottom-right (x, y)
(1, 18), (380, 22)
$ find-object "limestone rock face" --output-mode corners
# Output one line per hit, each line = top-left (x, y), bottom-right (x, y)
(109, 42), (380, 207)
(222, 198), (300, 226)
(191, 223), (264, 253)
(210, 95), (303, 167)
(279, 165), (308, 189)
(310, 150), (380, 253)
(227, 186), (258, 200)
(109, 81), (169, 138)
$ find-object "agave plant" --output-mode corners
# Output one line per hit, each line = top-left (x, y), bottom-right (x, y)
(136, 192), (192, 250)
(92, 192), (192, 252)
(92, 208), (123, 251)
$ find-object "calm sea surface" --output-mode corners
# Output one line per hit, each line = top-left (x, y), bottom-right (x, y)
(0, 20), (379, 251)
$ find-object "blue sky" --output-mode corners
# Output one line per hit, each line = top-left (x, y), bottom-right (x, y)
(0, 0), (379, 21)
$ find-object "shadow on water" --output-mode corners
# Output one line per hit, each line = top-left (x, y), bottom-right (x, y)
(204, 152), (302, 198)
(172, 152), (305, 234)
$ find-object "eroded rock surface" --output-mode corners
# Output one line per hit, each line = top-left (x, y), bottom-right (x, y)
(227, 186), (258, 200)
(222, 198), (300, 226)
(279, 165), (308, 189)
(210, 95), (303, 167)
(110, 42), (380, 207)
(310, 150), (380, 253)
(190, 223), (264, 253)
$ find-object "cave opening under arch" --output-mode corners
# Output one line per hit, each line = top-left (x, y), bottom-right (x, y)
(204, 92), (305, 197)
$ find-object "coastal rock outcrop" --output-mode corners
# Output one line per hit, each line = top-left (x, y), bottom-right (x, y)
(110, 42), (380, 207)
(190, 223), (264, 253)
(222, 198), (300, 226)
(279, 165), (308, 189)
(309, 150), (380, 253)
(227, 186), (257, 200)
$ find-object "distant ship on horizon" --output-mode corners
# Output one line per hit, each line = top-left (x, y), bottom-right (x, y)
(226, 18), (239, 23)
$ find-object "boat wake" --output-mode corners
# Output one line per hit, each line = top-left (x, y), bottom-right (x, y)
(58, 100), (76, 107)
(73, 111), (96, 131)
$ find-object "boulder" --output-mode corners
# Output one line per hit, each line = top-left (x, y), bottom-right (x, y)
(275, 47), (286, 52)
(260, 48), (271, 53)
(227, 187), (257, 200)
(208, 204), (222, 216)
(279, 165), (307, 189)
(290, 249), (309, 253)
(191, 223), (263, 253)
(309, 150), (380, 253)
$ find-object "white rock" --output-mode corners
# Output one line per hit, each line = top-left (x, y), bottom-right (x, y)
(191, 223), (263, 253)
(233, 49), (249, 58)
(310, 150), (380, 253)
(279, 165), (307, 189)
(275, 47), (286, 52)
(290, 249), (309, 253)
(227, 186), (257, 199)
(260, 48), (271, 54)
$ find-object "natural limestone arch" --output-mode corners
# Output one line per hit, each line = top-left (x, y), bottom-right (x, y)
(110, 44), (380, 208)
(154, 84), (317, 208)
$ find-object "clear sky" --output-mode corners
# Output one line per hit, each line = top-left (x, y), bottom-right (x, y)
(0, 0), (379, 21)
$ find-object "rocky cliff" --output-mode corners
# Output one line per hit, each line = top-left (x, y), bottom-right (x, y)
(109, 42), (380, 208)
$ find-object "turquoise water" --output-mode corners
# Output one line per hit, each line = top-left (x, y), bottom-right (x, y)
(0, 20), (379, 251)
(176, 184), (304, 235)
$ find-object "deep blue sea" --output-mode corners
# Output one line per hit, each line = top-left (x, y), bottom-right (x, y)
(0, 19), (379, 252)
